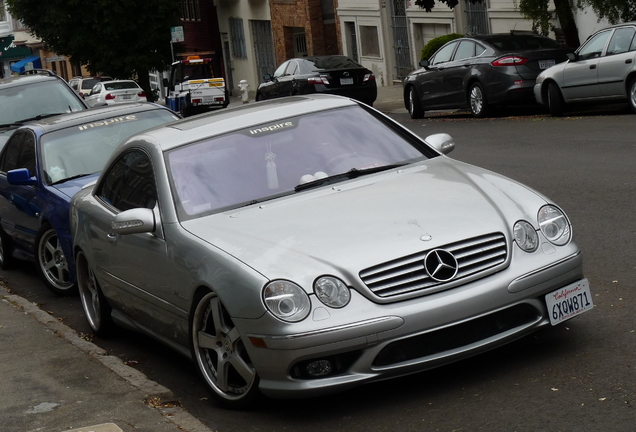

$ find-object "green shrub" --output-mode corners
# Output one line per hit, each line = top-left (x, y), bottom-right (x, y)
(420, 33), (464, 61)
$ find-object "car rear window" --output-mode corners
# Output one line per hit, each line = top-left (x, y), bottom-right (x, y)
(104, 82), (139, 91)
(486, 35), (562, 50)
(306, 56), (364, 71)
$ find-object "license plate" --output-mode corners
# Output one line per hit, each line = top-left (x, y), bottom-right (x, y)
(545, 279), (593, 325)
(340, 77), (354, 85)
(539, 59), (556, 69)
(122, 95), (132, 100)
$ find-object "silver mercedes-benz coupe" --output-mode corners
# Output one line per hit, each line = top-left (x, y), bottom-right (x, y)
(70, 94), (591, 408)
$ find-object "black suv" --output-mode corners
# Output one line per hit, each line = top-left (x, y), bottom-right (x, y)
(0, 70), (89, 150)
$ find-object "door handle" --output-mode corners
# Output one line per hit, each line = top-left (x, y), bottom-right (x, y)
(106, 233), (117, 243)
(589, 65), (596, 69)
(626, 59), (633, 64)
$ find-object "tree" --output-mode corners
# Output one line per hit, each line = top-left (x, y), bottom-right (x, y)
(577, 0), (636, 24)
(6, 0), (181, 102)
(517, 0), (580, 47)
(414, 0), (581, 47)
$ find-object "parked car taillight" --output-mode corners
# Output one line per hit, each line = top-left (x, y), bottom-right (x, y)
(308, 75), (330, 85)
(138, 91), (146, 98)
(105, 93), (116, 100)
(492, 56), (529, 66)
(363, 73), (375, 82)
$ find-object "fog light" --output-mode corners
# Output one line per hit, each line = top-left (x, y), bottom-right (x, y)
(306, 360), (333, 377)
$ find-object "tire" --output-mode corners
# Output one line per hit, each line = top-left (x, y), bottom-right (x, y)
(180, 104), (191, 118)
(468, 82), (489, 117)
(628, 77), (636, 114)
(35, 224), (77, 296)
(190, 290), (259, 409)
(407, 86), (424, 119)
(0, 227), (15, 270)
(547, 82), (565, 117)
(76, 250), (115, 336)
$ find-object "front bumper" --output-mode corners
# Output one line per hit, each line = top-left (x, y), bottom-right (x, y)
(236, 246), (586, 398)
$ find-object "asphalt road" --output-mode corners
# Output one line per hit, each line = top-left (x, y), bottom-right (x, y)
(2, 103), (635, 432)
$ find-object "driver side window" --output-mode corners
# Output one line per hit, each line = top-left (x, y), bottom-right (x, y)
(431, 42), (458, 65)
(273, 61), (290, 78)
(578, 30), (611, 60)
(97, 150), (157, 212)
(0, 131), (36, 176)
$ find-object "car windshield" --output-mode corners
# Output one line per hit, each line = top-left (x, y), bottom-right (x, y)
(40, 109), (178, 184)
(167, 105), (432, 220)
(486, 35), (562, 50)
(0, 80), (86, 125)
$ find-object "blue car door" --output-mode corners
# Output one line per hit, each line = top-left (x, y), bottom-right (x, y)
(0, 130), (40, 253)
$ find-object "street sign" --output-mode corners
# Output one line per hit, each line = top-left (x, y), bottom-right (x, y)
(171, 26), (184, 43)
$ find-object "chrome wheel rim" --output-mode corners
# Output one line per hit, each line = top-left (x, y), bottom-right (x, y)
(38, 229), (73, 290)
(192, 292), (256, 401)
(77, 253), (101, 331)
(630, 81), (636, 109)
(470, 85), (483, 114)
(409, 89), (415, 115)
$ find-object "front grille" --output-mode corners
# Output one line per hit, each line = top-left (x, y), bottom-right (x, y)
(372, 303), (539, 367)
(359, 233), (507, 298)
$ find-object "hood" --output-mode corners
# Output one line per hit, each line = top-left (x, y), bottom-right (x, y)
(181, 158), (549, 284)
(51, 173), (100, 199)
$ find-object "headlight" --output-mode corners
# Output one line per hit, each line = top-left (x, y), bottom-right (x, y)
(513, 220), (539, 252)
(538, 205), (571, 246)
(263, 280), (311, 322)
(314, 276), (350, 308)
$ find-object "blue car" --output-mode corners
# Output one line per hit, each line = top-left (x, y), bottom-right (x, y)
(0, 103), (179, 295)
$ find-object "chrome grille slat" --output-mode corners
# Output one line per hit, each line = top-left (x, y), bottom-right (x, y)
(360, 233), (508, 298)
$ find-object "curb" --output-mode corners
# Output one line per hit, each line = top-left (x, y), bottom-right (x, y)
(1, 288), (215, 432)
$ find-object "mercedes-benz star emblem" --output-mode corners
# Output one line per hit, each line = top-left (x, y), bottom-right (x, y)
(424, 249), (458, 282)
(343, 72), (350, 77)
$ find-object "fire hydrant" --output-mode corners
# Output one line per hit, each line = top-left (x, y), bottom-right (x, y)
(238, 80), (250, 103)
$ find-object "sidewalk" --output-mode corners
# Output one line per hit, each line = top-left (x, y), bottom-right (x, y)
(0, 287), (213, 432)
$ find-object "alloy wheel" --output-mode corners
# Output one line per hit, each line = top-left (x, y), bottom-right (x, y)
(192, 291), (258, 407)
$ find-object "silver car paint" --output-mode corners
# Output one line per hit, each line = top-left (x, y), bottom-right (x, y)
(535, 23), (636, 104)
(71, 94), (586, 398)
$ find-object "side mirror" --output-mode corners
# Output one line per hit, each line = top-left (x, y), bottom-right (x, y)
(566, 52), (577, 61)
(111, 208), (155, 235)
(419, 59), (430, 69)
(424, 133), (455, 155)
(7, 168), (36, 186)
(263, 74), (272, 82)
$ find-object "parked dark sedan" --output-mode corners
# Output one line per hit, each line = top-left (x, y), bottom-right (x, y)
(403, 32), (574, 118)
(256, 56), (377, 106)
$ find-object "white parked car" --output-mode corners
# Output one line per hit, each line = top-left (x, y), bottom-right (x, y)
(534, 22), (636, 116)
(84, 80), (147, 107)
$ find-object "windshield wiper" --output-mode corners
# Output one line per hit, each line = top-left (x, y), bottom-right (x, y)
(12, 112), (68, 125)
(294, 163), (407, 192)
(51, 173), (93, 185)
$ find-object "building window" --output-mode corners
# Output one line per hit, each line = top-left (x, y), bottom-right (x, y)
(180, 0), (201, 21)
(0, 1), (7, 22)
(359, 26), (380, 57)
(229, 17), (247, 59)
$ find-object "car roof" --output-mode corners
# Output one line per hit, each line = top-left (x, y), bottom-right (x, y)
(131, 94), (359, 152)
(22, 103), (175, 133)
(0, 73), (65, 89)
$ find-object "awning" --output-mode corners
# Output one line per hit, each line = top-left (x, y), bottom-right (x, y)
(0, 35), (32, 60)
(10, 55), (42, 73)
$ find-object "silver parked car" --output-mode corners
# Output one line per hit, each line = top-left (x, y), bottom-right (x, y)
(534, 22), (636, 116)
(70, 94), (592, 408)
